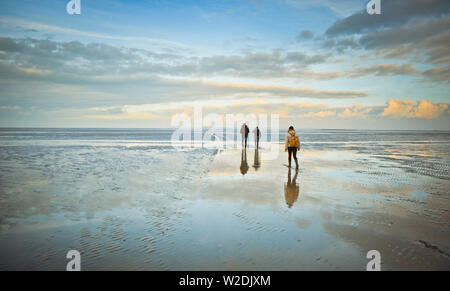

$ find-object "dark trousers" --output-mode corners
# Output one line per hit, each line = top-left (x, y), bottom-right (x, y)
(288, 147), (298, 166)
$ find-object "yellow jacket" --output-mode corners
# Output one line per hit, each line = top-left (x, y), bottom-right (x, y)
(285, 129), (300, 151)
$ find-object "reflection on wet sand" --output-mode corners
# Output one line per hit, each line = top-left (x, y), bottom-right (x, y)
(284, 168), (299, 208)
(253, 149), (261, 171)
(199, 146), (450, 270)
(240, 149), (249, 175)
(240, 148), (262, 174)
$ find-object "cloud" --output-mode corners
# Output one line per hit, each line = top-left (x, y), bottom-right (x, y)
(296, 30), (314, 41)
(320, 2), (450, 67)
(15, 97), (447, 130)
(0, 16), (189, 50)
(0, 62), (51, 79)
(419, 31), (450, 63)
(0, 36), (339, 83)
(283, 0), (362, 17)
(382, 99), (449, 119)
(338, 104), (373, 118)
(0, 106), (21, 110)
(0, 36), (370, 111)
(422, 66), (450, 83)
(321, 37), (359, 52)
(357, 18), (450, 64)
(298, 111), (336, 118)
(198, 80), (367, 99)
(344, 63), (449, 83)
(325, 0), (450, 36)
(205, 100), (332, 119)
(348, 64), (420, 77)
(87, 99), (448, 123)
(83, 100), (330, 121)
(87, 112), (158, 120)
(321, 17), (450, 65)
(193, 51), (336, 80)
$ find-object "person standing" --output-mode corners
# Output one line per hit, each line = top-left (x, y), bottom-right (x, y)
(284, 126), (300, 169)
(240, 122), (249, 149)
(253, 126), (261, 149)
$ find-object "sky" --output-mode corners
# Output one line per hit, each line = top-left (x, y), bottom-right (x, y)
(0, 0), (449, 129)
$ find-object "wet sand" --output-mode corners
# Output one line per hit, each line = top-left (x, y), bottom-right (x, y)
(0, 143), (449, 270)
(193, 146), (449, 270)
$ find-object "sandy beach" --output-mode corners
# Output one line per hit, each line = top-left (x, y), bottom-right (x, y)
(0, 129), (448, 271)
(194, 146), (449, 270)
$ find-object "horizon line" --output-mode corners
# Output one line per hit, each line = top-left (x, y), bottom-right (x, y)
(0, 127), (448, 132)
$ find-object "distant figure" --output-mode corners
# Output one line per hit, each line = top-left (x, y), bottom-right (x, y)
(284, 168), (299, 208)
(253, 126), (261, 149)
(240, 123), (250, 149)
(252, 148), (261, 171)
(284, 126), (300, 169)
(240, 149), (249, 175)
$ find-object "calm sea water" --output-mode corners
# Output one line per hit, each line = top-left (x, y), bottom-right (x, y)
(1, 128), (449, 143)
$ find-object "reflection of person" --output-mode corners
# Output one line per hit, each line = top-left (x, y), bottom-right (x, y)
(240, 149), (249, 175)
(252, 148), (261, 171)
(284, 126), (300, 169)
(253, 126), (261, 149)
(240, 123), (249, 149)
(284, 168), (299, 208)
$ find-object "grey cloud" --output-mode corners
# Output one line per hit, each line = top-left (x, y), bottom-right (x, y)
(0, 16), (189, 52)
(359, 18), (450, 49)
(325, 0), (450, 36)
(345, 63), (449, 83)
(0, 37), (368, 110)
(296, 30), (314, 41)
(191, 80), (367, 99)
(0, 37), (181, 75)
(359, 18), (450, 64)
(195, 51), (332, 75)
(3, 35), (445, 94)
(0, 37), (337, 82)
(0, 37), (23, 52)
(419, 32), (450, 63)
(422, 66), (450, 83)
(348, 64), (420, 77)
(319, 0), (450, 67)
(320, 17), (450, 65)
(192, 51), (336, 80)
(226, 69), (341, 80)
(321, 37), (359, 52)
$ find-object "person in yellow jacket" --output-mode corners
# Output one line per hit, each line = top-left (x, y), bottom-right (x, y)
(284, 126), (300, 169)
